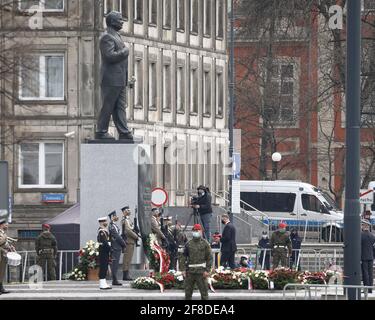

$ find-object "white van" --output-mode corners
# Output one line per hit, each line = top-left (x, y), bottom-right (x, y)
(240, 180), (344, 242)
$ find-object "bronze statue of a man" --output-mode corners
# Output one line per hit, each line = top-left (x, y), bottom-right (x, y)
(95, 11), (133, 141)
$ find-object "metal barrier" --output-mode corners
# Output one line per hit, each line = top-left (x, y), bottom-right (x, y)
(5, 250), (79, 283)
(238, 247), (344, 272)
(283, 283), (375, 300)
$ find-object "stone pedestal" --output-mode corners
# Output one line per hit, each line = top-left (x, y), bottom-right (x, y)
(80, 144), (140, 247)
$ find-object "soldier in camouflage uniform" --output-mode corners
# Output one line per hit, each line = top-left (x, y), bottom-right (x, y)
(171, 220), (188, 270)
(270, 222), (292, 269)
(35, 224), (58, 281)
(181, 224), (212, 300)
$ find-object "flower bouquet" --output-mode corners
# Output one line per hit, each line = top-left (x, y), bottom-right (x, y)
(299, 271), (327, 285)
(268, 267), (299, 290)
(131, 277), (160, 290)
(69, 240), (100, 281)
(145, 234), (170, 273)
(250, 270), (270, 290)
(69, 268), (86, 281)
(210, 267), (244, 289)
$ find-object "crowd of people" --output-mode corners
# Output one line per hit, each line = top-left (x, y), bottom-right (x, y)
(1, 184), (375, 299)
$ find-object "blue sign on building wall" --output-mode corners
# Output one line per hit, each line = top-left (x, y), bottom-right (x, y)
(42, 194), (65, 203)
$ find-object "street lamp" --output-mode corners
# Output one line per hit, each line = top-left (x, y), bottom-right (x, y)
(271, 152), (282, 180)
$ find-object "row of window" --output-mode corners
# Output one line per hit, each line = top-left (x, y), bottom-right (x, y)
(19, 142), (227, 190)
(19, 53), (225, 117)
(105, 0), (225, 38)
(135, 58), (225, 116)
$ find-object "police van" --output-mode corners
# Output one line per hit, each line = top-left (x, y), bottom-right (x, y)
(240, 180), (344, 242)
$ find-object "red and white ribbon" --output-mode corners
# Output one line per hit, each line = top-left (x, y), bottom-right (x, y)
(155, 280), (165, 293)
(207, 278), (216, 293)
(247, 277), (253, 290)
(152, 242), (165, 274)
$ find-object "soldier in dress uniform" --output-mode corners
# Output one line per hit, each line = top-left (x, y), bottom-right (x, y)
(180, 224), (212, 300)
(0, 219), (12, 295)
(150, 208), (166, 245)
(35, 224), (58, 281)
(97, 217), (112, 290)
(163, 216), (178, 271)
(121, 206), (139, 281)
(108, 211), (126, 286)
(270, 222), (292, 269)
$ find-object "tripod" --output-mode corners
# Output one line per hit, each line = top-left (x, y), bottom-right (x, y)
(182, 208), (207, 240)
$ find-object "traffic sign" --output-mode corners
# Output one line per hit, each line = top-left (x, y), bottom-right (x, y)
(360, 189), (373, 204)
(151, 188), (168, 207)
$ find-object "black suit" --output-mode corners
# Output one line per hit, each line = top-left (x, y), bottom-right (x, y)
(361, 230), (375, 290)
(97, 228), (111, 280)
(97, 27), (130, 135)
(220, 222), (237, 269)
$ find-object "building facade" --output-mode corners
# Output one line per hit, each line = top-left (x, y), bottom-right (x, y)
(0, 0), (229, 250)
(234, 0), (375, 209)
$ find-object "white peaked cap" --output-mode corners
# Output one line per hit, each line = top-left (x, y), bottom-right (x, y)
(98, 217), (108, 222)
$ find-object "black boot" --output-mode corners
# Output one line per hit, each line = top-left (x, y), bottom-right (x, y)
(123, 271), (133, 281)
(112, 276), (122, 286)
(123, 271), (127, 281)
(0, 283), (10, 294)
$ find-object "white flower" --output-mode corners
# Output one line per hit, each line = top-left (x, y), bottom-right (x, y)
(177, 276), (183, 282)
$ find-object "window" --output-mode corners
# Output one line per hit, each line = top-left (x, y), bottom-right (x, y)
(149, 61), (157, 109)
(19, 54), (64, 101)
(163, 64), (171, 110)
(302, 194), (322, 213)
(216, 0), (223, 38)
(151, 143), (157, 186)
(190, 0), (198, 34)
(240, 192), (296, 212)
(163, 146), (171, 192)
(190, 68), (198, 113)
(19, 0), (64, 11)
(163, 0), (171, 28)
(216, 150), (224, 193)
(149, 0), (157, 25)
(177, 0), (185, 31)
(135, 59), (143, 107)
(204, 0), (211, 36)
(204, 145), (211, 186)
(190, 144), (198, 190)
(177, 66), (185, 112)
(104, 0), (126, 17)
(134, 0), (143, 22)
(203, 70), (211, 115)
(264, 62), (297, 125)
(363, 0), (375, 10)
(361, 73), (375, 125)
(19, 142), (64, 188)
(216, 72), (224, 116)
(177, 146), (186, 192)
(121, 0), (128, 19)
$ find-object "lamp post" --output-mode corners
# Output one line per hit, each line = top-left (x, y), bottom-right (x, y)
(228, 0), (235, 221)
(271, 152), (282, 181)
(344, 0), (362, 300)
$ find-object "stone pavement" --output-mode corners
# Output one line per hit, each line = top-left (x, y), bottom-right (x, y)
(1, 281), (374, 300)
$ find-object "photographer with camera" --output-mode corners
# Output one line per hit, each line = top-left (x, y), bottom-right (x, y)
(191, 185), (213, 241)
